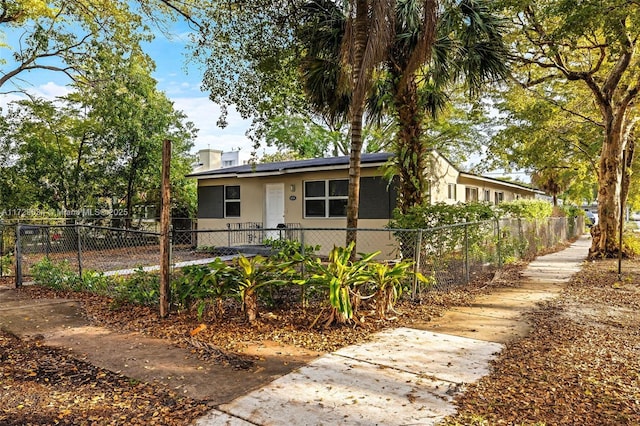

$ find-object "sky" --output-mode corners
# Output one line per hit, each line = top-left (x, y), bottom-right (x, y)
(1, 22), (254, 157)
(1, 19), (529, 181)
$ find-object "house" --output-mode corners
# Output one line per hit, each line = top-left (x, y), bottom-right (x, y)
(187, 151), (542, 255)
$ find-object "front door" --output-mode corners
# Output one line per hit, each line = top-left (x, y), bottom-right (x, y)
(265, 183), (285, 239)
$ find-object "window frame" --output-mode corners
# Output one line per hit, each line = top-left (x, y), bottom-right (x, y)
(447, 183), (457, 200)
(465, 187), (479, 202)
(494, 191), (504, 205)
(224, 185), (241, 217)
(304, 179), (349, 218)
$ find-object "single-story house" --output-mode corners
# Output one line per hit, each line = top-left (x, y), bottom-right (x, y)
(186, 151), (542, 256)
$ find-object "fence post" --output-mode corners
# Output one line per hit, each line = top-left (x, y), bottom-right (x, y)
(464, 223), (470, 284)
(45, 226), (51, 257)
(15, 224), (22, 288)
(412, 229), (423, 300)
(496, 219), (502, 269)
(77, 224), (83, 278)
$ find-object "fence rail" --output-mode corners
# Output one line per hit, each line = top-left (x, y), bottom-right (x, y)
(9, 216), (584, 296)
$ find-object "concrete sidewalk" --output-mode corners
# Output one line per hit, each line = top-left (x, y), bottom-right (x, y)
(195, 236), (591, 426)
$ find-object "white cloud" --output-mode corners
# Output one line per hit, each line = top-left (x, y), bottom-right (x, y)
(1, 83), (255, 155)
(168, 96), (254, 154)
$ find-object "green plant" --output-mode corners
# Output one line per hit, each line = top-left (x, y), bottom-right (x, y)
(74, 270), (111, 294)
(30, 258), (77, 290)
(303, 243), (379, 326)
(622, 231), (640, 258)
(263, 238), (320, 262)
(113, 268), (160, 306)
(496, 199), (553, 219)
(1, 252), (13, 275)
(368, 260), (415, 319)
(172, 258), (234, 319)
(230, 255), (296, 323)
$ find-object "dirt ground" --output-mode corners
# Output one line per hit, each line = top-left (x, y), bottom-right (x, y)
(0, 267), (500, 425)
(2, 252), (639, 425)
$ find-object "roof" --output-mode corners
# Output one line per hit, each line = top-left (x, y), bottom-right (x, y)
(187, 152), (393, 179)
(187, 151), (539, 194)
(458, 171), (542, 193)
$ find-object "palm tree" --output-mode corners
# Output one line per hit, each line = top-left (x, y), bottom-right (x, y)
(298, 0), (507, 247)
(375, 0), (508, 214)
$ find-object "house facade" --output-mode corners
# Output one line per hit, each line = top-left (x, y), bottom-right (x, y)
(187, 151), (541, 254)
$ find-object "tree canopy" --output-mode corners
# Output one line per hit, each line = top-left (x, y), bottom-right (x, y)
(497, 0), (640, 257)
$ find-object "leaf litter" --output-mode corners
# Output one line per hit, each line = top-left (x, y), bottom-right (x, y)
(445, 258), (640, 425)
(11, 242), (638, 426)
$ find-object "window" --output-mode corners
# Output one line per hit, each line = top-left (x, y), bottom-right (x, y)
(225, 185), (241, 217)
(198, 186), (224, 218)
(483, 189), (491, 202)
(359, 176), (399, 219)
(448, 183), (457, 200)
(494, 191), (504, 205)
(304, 179), (348, 218)
(465, 187), (478, 202)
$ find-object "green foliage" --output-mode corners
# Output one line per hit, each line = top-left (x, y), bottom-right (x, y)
(75, 270), (111, 294)
(263, 238), (319, 263)
(172, 259), (234, 319)
(31, 258), (78, 291)
(304, 243), (380, 325)
(497, 200), (553, 220)
(389, 202), (495, 257)
(622, 232), (640, 259)
(389, 202), (495, 230)
(1, 252), (13, 275)
(368, 260), (414, 319)
(112, 269), (160, 307)
(229, 255), (296, 322)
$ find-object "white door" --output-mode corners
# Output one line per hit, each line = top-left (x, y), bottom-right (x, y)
(265, 183), (285, 239)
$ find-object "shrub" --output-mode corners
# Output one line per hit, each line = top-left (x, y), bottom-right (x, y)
(31, 258), (78, 290)
(172, 259), (234, 319)
(1, 252), (13, 275)
(229, 255), (297, 323)
(497, 199), (553, 219)
(112, 268), (160, 306)
(622, 231), (640, 258)
(389, 202), (495, 230)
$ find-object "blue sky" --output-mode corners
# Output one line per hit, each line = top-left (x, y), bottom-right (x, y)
(1, 22), (253, 156)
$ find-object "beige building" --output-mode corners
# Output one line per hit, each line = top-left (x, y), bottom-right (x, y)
(187, 151), (541, 255)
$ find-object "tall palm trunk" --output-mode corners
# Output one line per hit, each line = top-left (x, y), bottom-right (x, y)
(345, 0), (372, 248)
(395, 77), (427, 213)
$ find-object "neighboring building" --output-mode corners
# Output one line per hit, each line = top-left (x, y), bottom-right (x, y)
(192, 149), (250, 173)
(187, 151), (542, 255)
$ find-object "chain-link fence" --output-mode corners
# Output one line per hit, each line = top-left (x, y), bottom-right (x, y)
(13, 216), (584, 293)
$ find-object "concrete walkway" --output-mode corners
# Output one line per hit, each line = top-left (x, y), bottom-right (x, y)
(195, 236), (591, 426)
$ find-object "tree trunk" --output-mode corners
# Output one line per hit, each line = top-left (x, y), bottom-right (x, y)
(395, 78), (426, 214)
(244, 289), (258, 323)
(345, 0), (370, 249)
(346, 109), (363, 247)
(590, 128), (624, 258)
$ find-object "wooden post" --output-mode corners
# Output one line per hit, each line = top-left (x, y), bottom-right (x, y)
(159, 139), (171, 318)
